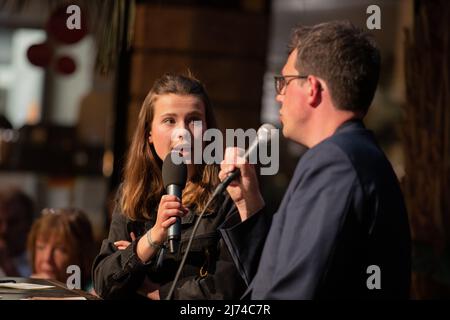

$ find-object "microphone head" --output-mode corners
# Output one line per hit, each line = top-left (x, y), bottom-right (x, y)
(162, 152), (188, 190)
(242, 123), (277, 162)
(257, 123), (276, 142)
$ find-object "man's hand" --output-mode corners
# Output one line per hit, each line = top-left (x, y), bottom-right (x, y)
(218, 147), (265, 221)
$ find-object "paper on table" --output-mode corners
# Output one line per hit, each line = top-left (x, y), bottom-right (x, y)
(21, 296), (87, 300)
(0, 283), (55, 290)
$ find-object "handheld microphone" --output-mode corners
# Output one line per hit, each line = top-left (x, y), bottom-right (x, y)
(162, 151), (188, 253)
(216, 123), (276, 193)
(165, 123), (276, 300)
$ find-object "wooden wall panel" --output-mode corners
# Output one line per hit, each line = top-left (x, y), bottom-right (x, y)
(130, 52), (265, 103)
(133, 5), (267, 58)
(127, 4), (268, 143)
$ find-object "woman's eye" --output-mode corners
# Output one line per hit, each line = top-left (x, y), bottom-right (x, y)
(163, 118), (175, 124)
(55, 246), (68, 254)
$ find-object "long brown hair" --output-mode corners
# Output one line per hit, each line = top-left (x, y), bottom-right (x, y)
(120, 73), (220, 221)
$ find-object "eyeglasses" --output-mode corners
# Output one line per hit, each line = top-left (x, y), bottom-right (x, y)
(274, 75), (308, 95)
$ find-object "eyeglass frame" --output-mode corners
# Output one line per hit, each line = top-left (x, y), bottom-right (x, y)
(274, 74), (308, 95)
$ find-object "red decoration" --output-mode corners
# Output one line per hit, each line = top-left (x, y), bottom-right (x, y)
(27, 5), (86, 76)
(26, 42), (53, 67)
(55, 56), (76, 75)
(46, 5), (87, 44)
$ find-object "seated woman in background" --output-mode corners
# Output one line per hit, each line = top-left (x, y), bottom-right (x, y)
(27, 208), (96, 294)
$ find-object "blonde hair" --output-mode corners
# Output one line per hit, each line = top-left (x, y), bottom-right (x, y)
(27, 208), (95, 288)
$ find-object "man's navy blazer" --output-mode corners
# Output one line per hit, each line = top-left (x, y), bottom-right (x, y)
(220, 120), (411, 299)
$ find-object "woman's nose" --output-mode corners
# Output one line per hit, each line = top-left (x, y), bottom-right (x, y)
(175, 123), (190, 140)
(42, 247), (54, 262)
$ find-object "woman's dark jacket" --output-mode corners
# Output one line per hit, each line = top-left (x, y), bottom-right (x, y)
(92, 194), (246, 299)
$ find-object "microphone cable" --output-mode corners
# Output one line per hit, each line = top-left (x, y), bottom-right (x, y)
(165, 179), (230, 300)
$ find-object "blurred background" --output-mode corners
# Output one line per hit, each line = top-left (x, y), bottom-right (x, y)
(0, 0), (448, 298)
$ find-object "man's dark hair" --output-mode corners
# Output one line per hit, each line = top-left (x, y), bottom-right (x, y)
(288, 25), (313, 54)
(291, 21), (381, 115)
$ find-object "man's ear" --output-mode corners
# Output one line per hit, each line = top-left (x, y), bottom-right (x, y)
(307, 76), (322, 108)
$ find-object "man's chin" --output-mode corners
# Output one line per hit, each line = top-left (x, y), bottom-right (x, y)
(281, 126), (289, 139)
